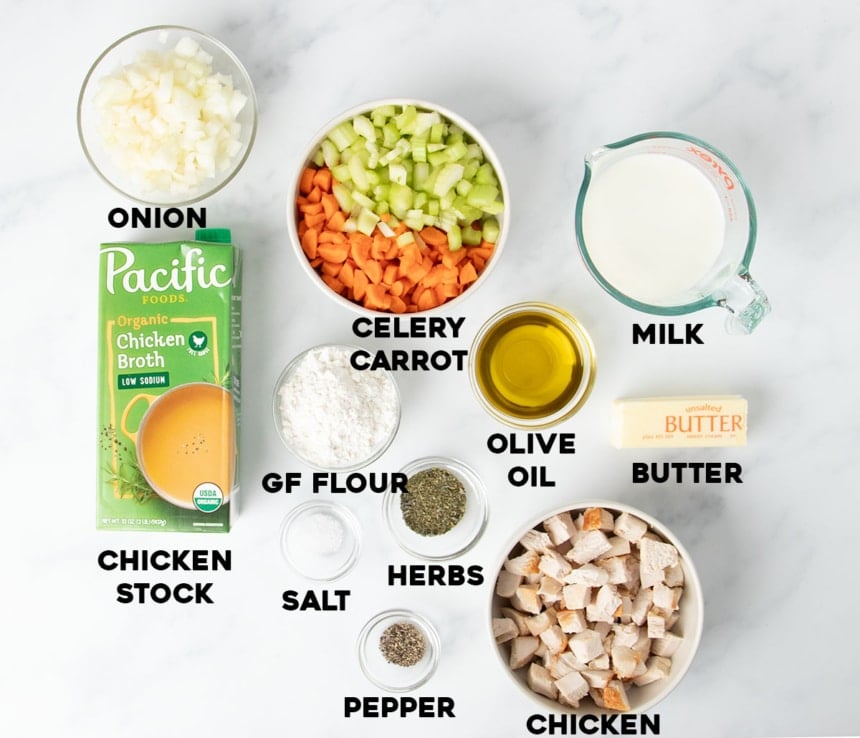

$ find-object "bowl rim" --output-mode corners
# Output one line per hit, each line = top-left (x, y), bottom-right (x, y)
(271, 343), (402, 472)
(285, 96), (510, 316)
(382, 455), (489, 561)
(489, 499), (704, 714)
(77, 24), (258, 206)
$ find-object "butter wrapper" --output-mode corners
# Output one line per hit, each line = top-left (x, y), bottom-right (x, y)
(611, 396), (747, 448)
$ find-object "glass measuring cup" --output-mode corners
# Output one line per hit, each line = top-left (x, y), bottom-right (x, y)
(575, 132), (770, 334)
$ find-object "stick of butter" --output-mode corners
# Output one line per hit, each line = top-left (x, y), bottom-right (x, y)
(611, 396), (747, 448)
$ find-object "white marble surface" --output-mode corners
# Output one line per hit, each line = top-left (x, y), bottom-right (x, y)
(2, 1), (859, 736)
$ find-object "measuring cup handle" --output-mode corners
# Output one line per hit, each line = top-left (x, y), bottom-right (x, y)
(120, 393), (157, 444)
(718, 271), (771, 334)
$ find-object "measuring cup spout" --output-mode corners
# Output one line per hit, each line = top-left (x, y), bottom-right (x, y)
(718, 271), (771, 334)
(584, 146), (612, 167)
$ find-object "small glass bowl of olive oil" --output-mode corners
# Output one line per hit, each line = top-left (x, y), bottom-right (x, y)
(469, 302), (596, 428)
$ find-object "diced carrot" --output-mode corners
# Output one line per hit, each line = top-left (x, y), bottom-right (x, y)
(389, 279), (405, 297)
(416, 287), (438, 311)
(309, 257), (322, 268)
(383, 264), (398, 285)
(421, 264), (448, 288)
(297, 220), (308, 238)
(299, 202), (323, 215)
(390, 295), (407, 314)
(321, 260), (341, 276)
(420, 226), (447, 246)
(371, 235), (390, 261)
(301, 229), (318, 260)
(441, 246), (467, 268)
(299, 168), (315, 195)
(379, 212), (392, 222)
(306, 186), (322, 204)
(439, 282), (461, 298)
(305, 212), (326, 229)
(321, 193), (338, 220)
(317, 242), (349, 264)
(350, 236), (371, 269)
(471, 255), (486, 271)
(470, 246), (494, 260)
(312, 168), (332, 192)
(321, 274), (344, 294)
(339, 262), (355, 288)
(364, 283), (391, 310)
(327, 210), (346, 232)
(319, 230), (346, 245)
(459, 260), (478, 285)
(353, 270), (368, 301)
(363, 260), (383, 285)
(406, 259), (431, 285)
(434, 284), (449, 304)
(385, 240), (400, 259)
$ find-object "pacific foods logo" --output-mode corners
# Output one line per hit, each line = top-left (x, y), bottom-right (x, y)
(103, 246), (232, 295)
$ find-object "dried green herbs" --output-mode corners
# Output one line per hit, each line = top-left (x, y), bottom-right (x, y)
(379, 622), (426, 667)
(400, 467), (466, 536)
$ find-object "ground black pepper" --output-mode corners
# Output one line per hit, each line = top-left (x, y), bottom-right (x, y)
(400, 467), (467, 536)
(379, 621), (426, 667)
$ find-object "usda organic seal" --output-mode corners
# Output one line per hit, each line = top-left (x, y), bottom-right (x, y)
(193, 482), (224, 513)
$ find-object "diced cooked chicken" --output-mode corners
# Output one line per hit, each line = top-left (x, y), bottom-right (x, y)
(555, 670), (590, 707)
(588, 652), (610, 670)
(582, 668), (614, 688)
(633, 655), (672, 686)
(569, 629), (604, 663)
(592, 620), (612, 639)
(612, 622), (641, 649)
(647, 611), (666, 639)
(597, 555), (632, 585)
(562, 583), (590, 610)
(614, 512), (648, 543)
(493, 617), (519, 644)
(610, 645), (642, 680)
(603, 680), (631, 711)
(495, 569), (522, 598)
(540, 624), (568, 655)
(538, 575), (563, 604)
(589, 687), (606, 708)
(651, 632), (683, 657)
(664, 562), (685, 587)
(564, 563), (609, 586)
(586, 584), (623, 624)
(504, 549), (540, 576)
(640, 537), (679, 588)
(583, 507), (615, 532)
(599, 535), (632, 559)
(520, 529), (554, 553)
(617, 595), (633, 623)
(569, 530), (613, 564)
(543, 512), (577, 545)
(527, 663), (558, 700)
(630, 587), (654, 626)
(510, 584), (542, 615)
(501, 606), (530, 636)
(557, 608), (587, 634)
(509, 636), (540, 669)
(539, 549), (573, 581)
(526, 608), (558, 636)
(632, 630), (652, 660)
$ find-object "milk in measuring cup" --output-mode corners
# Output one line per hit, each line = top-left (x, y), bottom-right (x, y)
(581, 153), (725, 305)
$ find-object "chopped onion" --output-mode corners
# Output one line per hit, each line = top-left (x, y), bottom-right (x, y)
(93, 37), (248, 196)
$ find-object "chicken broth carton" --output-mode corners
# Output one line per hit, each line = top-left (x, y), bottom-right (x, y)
(97, 229), (241, 532)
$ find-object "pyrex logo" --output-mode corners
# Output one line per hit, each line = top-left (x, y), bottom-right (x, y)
(687, 146), (735, 190)
(103, 246), (232, 295)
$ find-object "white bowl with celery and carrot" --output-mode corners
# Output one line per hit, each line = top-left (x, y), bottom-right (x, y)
(287, 99), (509, 315)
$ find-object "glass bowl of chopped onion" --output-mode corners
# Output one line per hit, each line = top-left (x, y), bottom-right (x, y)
(77, 26), (257, 205)
(382, 456), (489, 560)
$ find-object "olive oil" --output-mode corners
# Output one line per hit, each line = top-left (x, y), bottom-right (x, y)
(471, 303), (595, 427)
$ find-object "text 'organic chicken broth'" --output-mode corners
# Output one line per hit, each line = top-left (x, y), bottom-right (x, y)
(97, 229), (241, 532)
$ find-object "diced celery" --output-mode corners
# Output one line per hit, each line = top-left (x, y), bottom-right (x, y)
(422, 168), (439, 195)
(482, 200), (505, 215)
(348, 155), (370, 192)
(365, 169), (380, 188)
(371, 104), (396, 124)
(429, 122), (446, 143)
(376, 200), (389, 215)
(455, 179), (472, 196)
(321, 139), (340, 168)
(342, 217), (358, 233)
(432, 163), (464, 197)
(352, 191), (374, 209)
(311, 149), (325, 167)
(330, 121), (358, 151)
(356, 207), (380, 236)
(427, 142), (446, 153)
(411, 138), (427, 163)
(389, 162), (407, 185)
(353, 115), (376, 141)
(465, 143), (483, 161)
(452, 198), (482, 222)
(382, 122), (399, 148)
(466, 183), (499, 208)
(445, 140), (468, 162)
(414, 191), (428, 210)
(388, 183), (413, 218)
(423, 213), (437, 227)
(396, 231), (415, 247)
(413, 162), (430, 190)
(462, 224), (483, 246)
(482, 217), (500, 244)
(438, 209), (458, 231)
(475, 162), (498, 185)
(332, 182), (354, 213)
(394, 105), (418, 134)
(447, 223), (462, 250)
(463, 159), (480, 180)
(427, 150), (448, 167)
(427, 199), (440, 216)
(331, 164), (351, 183)
(404, 213), (425, 230)
(446, 131), (464, 147)
(414, 111), (441, 135)
(373, 184), (390, 202)
(439, 191), (455, 210)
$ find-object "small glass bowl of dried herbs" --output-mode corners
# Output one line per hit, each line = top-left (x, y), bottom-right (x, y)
(357, 609), (440, 692)
(383, 456), (488, 560)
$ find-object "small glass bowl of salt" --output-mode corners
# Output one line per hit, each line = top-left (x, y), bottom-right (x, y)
(280, 501), (361, 581)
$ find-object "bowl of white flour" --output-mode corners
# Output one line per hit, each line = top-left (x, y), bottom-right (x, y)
(273, 344), (401, 470)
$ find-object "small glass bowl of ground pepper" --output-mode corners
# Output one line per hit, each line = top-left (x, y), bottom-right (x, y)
(357, 609), (440, 692)
(383, 456), (489, 560)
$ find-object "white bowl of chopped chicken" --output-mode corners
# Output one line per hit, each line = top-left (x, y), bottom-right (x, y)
(490, 501), (703, 714)
(78, 26), (257, 204)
